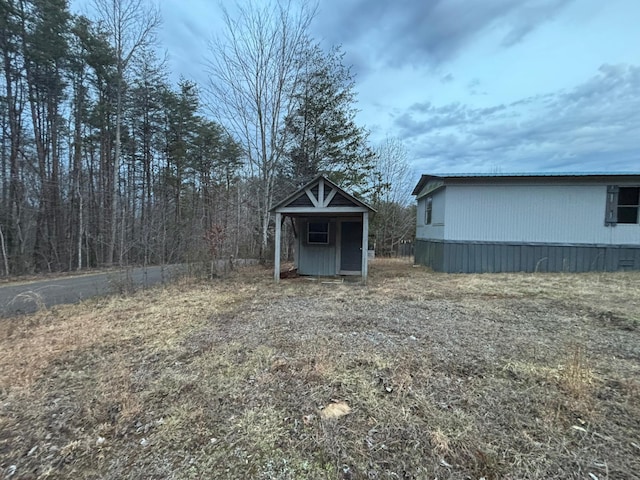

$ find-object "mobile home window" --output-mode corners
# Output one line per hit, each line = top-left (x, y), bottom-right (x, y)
(618, 187), (639, 224)
(308, 221), (329, 244)
(424, 196), (432, 225)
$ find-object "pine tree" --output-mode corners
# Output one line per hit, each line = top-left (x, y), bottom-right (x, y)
(284, 45), (375, 194)
(19, 0), (70, 270)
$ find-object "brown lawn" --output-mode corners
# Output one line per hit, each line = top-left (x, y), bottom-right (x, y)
(0, 259), (639, 479)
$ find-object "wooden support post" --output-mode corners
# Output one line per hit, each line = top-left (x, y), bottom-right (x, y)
(274, 212), (282, 282)
(362, 211), (369, 283)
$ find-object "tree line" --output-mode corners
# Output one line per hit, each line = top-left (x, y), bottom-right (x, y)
(0, 0), (414, 276)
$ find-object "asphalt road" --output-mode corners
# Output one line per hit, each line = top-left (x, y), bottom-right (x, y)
(0, 265), (186, 317)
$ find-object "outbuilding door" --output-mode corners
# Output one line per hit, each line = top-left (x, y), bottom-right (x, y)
(340, 221), (362, 272)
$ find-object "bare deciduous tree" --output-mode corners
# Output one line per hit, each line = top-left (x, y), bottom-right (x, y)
(370, 137), (416, 256)
(206, 0), (316, 260)
(91, 0), (161, 265)
(374, 137), (415, 207)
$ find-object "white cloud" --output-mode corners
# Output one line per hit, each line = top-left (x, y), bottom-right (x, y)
(398, 65), (640, 173)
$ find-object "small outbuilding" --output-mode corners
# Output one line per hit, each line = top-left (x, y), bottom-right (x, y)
(271, 175), (375, 282)
(413, 172), (640, 273)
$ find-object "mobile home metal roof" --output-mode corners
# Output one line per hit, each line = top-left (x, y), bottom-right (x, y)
(412, 172), (640, 196)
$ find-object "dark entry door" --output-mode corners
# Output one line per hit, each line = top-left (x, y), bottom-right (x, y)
(340, 221), (362, 271)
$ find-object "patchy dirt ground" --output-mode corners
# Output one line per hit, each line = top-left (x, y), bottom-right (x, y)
(0, 259), (639, 479)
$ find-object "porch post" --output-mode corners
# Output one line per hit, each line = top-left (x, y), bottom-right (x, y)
(361, 211), (369, 283)
(274, 212), (282, 282)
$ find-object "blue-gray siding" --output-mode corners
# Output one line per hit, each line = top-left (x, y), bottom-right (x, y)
(298, 244), (337, 275)
(296, 218), (337, 275)
(289, 193), (314, 207)
(415, 239), (640, 273)
(328, 192), (358, 207)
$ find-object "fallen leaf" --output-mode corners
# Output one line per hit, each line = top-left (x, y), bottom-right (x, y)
(321, 401), (351, 419)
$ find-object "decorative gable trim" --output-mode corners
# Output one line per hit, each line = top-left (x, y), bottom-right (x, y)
(271, 175), (375, 213)
(323, 187), (337, 207)
(305, 187), (320, 207)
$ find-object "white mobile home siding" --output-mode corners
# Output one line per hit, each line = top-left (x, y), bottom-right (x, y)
(416, 189), (445, 240)
(444, 184), (640, 245)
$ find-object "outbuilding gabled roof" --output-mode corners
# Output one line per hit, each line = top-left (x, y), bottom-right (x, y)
(271, 175), (375, 213)
(412, 172), (640, 197)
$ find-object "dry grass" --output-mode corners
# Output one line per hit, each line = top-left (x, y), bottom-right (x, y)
(1, 259), (639, 479)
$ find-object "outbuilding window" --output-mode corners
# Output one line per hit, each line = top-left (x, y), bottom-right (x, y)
(308, 221), (329, 244)
(425, 196), (432, 225)
(605, 186), (640, 225)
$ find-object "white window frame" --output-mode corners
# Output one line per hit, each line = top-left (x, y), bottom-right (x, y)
(424, 196), (432, 225)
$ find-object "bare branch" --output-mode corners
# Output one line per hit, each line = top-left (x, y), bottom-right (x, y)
(204, 0), (317, 255)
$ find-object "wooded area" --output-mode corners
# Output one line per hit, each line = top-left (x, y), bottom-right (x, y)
(0, 0), (414, 276)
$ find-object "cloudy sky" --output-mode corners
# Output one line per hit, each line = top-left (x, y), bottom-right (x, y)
(76, 0), (640, 175)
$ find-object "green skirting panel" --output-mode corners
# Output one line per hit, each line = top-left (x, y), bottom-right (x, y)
(414, 239), (640, 273)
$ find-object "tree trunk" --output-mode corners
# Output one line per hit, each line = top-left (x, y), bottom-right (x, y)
(2, 33), (25, 273)
(0, 223), (9, 276)
(110, 82), (122, 266)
